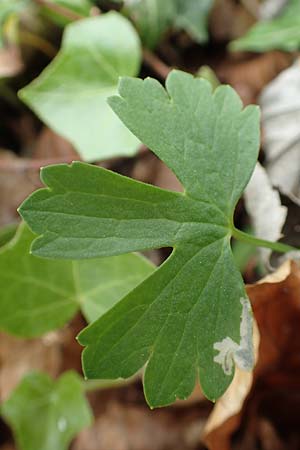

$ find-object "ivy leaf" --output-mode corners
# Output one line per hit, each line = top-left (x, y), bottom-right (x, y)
(0, 222), (154, 337)
(1, 371), (92, 450)
(230, 0), (300, 52)
(19, 12), (141, 161)
(174, 0), (214, 43)
(19, 70), (260, 406)
(123, 0), (213, 49)
(123, 0), (176, 49)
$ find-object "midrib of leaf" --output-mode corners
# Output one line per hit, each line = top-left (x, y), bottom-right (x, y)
(89, 238), (225, 360)
(30, 209), (227, 230)
(87, 47), (120, 82)
(29, 185), (229, 229)
(211, 239), (227, 346)
(148, 241), (225, 404)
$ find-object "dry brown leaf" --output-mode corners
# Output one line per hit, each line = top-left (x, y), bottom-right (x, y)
(203, 260), (300, 450)
(73, 400), (208, 450)
(154, 162), (182, 193)
(32, 128), (79, 161)
(0, 46), (23, 78)
(0, 331), (62, 402)
(260, 60), (300, 204)
(0, 315), (84, 402)
(0, 127), (80, 227)
(0, 150), (41, 226)
(244, 162), (287, 264)
(210, 0), (256, 42)
(217, 51), (293, 105)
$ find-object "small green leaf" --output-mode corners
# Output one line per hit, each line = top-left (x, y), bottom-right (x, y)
(19, 12), (141, 161)
(123, 0), (213, 49)
(1, 371), (92, 450)
(174, 0), (214, 43)
(0, 222), (154, 337)
(230, 0), (300, 52)
(19, 70), (260, 406)
(123, 0), (176, 49)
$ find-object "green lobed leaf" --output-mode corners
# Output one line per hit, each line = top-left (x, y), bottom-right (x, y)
(19, 70), (260, 406)
(19, 12), (141, 161)
(0, 222), (154, 337)
(230, 0), (300, 52)
(1, 371), (92, 450)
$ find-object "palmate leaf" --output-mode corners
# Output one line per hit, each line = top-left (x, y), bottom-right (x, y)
(0, 222), (153, 337)
(1, 371), (92, 450)
(19, 12), (141, 161)
(19, 70), (260, 407)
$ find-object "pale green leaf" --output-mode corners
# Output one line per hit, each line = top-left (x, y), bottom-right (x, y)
(0, 222), (154, 337)
(19, 12), (141, 161)
(1, 371), (92, 450)
(230, 0), (300, 52)
(19, 70), (260, 406)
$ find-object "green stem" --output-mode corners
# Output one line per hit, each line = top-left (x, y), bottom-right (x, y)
(83, 373), (140, 393)
(232, 227), (298, 254)
(34, 0), (84, 21)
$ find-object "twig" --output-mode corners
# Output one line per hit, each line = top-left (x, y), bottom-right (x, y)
(33, 0), (84, 21)
(143, 48), (172, 80)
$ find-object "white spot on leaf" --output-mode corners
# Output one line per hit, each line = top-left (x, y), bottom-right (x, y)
(213, 297), (254, 375)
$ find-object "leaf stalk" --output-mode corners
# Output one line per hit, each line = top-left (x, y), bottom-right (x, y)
(232, 227), (298, 254)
